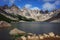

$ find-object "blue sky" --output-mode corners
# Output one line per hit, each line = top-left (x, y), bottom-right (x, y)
(0, 0), (60, 10)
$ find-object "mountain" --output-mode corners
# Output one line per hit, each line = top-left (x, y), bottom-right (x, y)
(0, 4), (60, 22)
(45, 9), (60, 22)
(0, 8), (19, 23)
(0, 5), (35, 22)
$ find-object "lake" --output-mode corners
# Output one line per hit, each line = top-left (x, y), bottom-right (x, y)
(12, 22), (60, 35)
(0, 22), (60, 40)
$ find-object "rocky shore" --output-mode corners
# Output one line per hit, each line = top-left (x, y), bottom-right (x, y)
(0, 21), (11, 29)
(9, 28), (60, 40)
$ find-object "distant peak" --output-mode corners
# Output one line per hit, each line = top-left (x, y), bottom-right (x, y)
(10, 4), (19, 9)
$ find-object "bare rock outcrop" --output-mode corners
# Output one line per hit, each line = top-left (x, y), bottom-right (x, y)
(0, 21), (11, 28)
(9, 28), (25, 35)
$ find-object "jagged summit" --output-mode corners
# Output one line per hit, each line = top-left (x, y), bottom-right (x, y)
(10, 4), (19, 10)
(0, 4), (60, 22)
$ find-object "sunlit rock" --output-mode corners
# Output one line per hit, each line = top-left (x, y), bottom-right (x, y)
(19, 20), (26, 22)
(9, 28), (25, 35)
(48, 32), (55, 37)
(21, 36), (26, 40)
(0, 21), (11, 28)
(27, 34), (37, 40)
(56, 35), (60, 38)
(43, 33), (49, 37)
(39, 35), (44, 39)
(35, 36), (39, 40)
(27, 33), (33, 36)
(27, 35), (32, 40)
(27, 35), (31, 39)
(28, 36), (34, 40)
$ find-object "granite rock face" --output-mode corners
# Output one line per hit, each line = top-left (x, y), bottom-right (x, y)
(4, 5), (60, 22)
(9, 28), (25, 35)
(0, 5), (60, 22)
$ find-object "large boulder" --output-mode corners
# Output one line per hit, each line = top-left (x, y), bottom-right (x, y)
(0, 21), (11, 28)
(9, 28), (25, 35)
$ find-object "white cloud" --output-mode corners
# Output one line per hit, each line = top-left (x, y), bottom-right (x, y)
(43, 0), (55, 2)
(42, 2), (56, 10)
(3, 0), (15, 4)
(24, 4), (32, 9)
(24, 4), (41, 10)
(54, 0), (60, 5)
(9, 0), (15, 4)
(31, 7), (40, 10)
(4, 0), (21, 5)
(42, 0), (60, 10)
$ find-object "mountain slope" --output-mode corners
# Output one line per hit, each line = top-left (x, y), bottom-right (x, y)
(44, 10), (60, 22)
(0, 8), (35, 22)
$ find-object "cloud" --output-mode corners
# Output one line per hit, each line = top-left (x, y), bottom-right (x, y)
(42, 2), (56, 10)
(9, 0), (15, 4)
(43, 0), (55, 2)
(24, 4), (32, 9)
(3, 0), (21, 5)
(54, 0), (60, 5)
(3, 0), (15, 4)
(42, 0), (60, 10)
(24, 4), (41, 10)
(31, 7), (40, 10)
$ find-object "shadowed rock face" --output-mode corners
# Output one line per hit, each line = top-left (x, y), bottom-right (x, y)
(44, 12), (60, 22)
(0, 21), (11, 29)
(50, 18), (60, 22)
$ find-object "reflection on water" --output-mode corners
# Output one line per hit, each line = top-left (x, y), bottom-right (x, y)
(12, 22), (60, 34)
(0, 22), (60, 40)
(0, 29), (12, 40)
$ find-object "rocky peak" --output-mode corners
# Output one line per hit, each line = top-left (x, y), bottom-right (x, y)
(10, 4), (19, 11)
(0, 4), (60, 22)
(2, 5), (9, 9)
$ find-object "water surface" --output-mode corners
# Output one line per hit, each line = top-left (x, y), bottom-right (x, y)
(12, 22), (60, 34)
(0, 22), (60, 40)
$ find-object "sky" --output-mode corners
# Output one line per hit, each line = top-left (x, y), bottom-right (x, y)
(0, 0), (60, 11)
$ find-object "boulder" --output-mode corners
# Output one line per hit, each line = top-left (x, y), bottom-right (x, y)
(9, 28), (25, 35)
(0, 21), (11, 28)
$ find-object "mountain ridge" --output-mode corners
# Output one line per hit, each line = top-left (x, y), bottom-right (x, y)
(0, 4), (60, 22)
